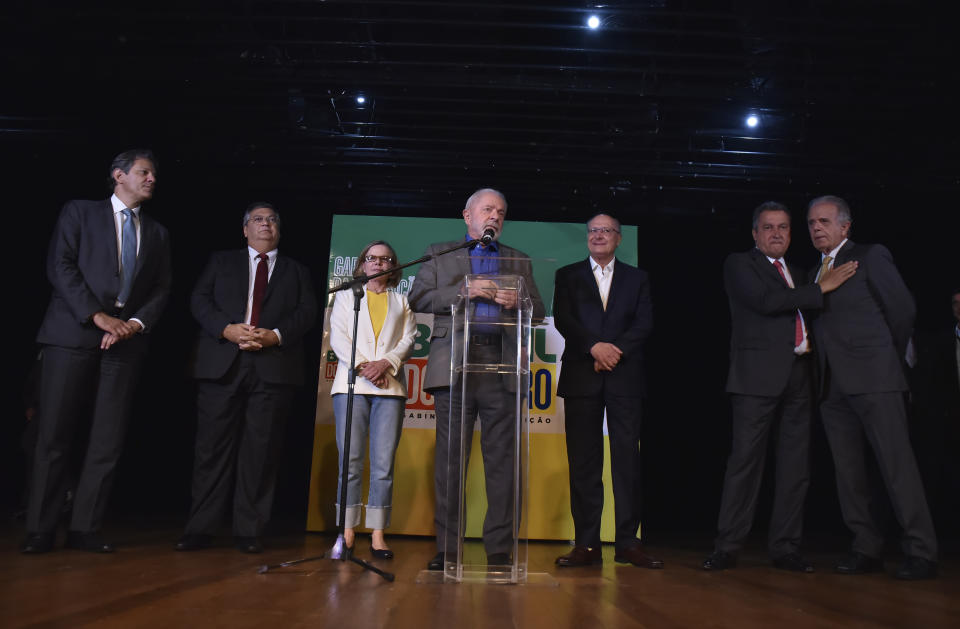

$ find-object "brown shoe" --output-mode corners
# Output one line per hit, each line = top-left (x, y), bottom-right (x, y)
(556, 545), (602, 567)
(614, 545), (663, 569)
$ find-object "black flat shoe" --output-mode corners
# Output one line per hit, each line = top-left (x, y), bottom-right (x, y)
(895, 556), (937, 580)
(702, 550), (737, 571)
(175, 534), (213, 551)
(772, 553), (814, 573)
(834, 552), (883, 575)
(20, 533), (55, 554)
(427, 552), (445, 570)
(371, 547), (394, 560)
(234, 536), (263, 554)
(65, 531), (114, 553)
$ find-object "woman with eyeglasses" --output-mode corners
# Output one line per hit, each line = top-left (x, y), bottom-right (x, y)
(329, 240), (417, 559)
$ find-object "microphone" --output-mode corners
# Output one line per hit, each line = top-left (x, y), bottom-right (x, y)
(479, 227), (496, 245)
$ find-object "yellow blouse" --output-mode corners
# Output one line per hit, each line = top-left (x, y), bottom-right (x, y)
(366, 290), (389, 344)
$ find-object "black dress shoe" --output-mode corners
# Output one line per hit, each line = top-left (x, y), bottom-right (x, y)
(702, 550), (737, 571)
(20, 533), (55, 554)
(427, 552), (445, 570)
(895, 556), (937, 580)
(234, 536), (263, 554)
(175, 534), (213, 552)
(487, 552), (512, 566)
(772, 553), (814, 573)
(65, 531), (115, 553)
(556, 545), (602, 567)
(834, 552), (883, 575)
(371, 547), (394, 560)
(614, 545), (664, 569)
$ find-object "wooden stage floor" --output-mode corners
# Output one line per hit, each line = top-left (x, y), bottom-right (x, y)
(1, 523), (957, 629)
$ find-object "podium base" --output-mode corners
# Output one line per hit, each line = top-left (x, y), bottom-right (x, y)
(415, 569), (558, 586)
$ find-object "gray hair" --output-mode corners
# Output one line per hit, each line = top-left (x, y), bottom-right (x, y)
(464, 188), (507, 212)
(808, 195), (852, 225)
(751, 201), (790, 230)
(587, 213), (621, 232)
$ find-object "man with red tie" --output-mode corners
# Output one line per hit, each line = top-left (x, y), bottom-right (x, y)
(176, 203), (317, 554)
(703, 201), (855, 572)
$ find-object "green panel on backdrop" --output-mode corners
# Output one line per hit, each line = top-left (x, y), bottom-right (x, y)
(326, 215), (638, 316)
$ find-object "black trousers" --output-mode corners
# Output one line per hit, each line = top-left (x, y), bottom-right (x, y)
(562, 385), (643, 550)
(715, 354), (813, 557)
(28, 339), (147, 534)
(185, 352), (294, 538)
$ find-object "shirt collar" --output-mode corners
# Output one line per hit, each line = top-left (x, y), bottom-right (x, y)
(822, 238), (848, 260)
(590, 256), (615, 273)
(248, 246), (278, 261)
(467, 234), (499, 252)
(110, 194), (141, 215)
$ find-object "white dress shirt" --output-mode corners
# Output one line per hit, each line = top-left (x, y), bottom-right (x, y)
(590, 256), (614, 310)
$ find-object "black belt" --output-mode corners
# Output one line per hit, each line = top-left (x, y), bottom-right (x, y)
(469, 334), (500, 346)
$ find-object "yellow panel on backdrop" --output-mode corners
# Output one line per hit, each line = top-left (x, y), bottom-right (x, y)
(307, 214), (639, 543)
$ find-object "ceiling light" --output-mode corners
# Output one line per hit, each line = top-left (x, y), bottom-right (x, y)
(745, 114), (759, 128)
(587, 15), (601, 29)
(356, 96), (366, 105)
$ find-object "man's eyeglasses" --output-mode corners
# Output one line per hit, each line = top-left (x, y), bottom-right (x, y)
(588, 227), (620, 235)
(248, 215), (280, 225)
(364, 255), (395, 264)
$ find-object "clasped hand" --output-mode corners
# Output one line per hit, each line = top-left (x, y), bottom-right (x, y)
(467, 280), (518, 309)
(591, 342), (623, 372)
(93, 311), (142, 350)
(223, 323), (279, 351)
(357, 359), (392, 388)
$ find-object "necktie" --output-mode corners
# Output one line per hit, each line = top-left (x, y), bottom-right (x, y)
(117, 208), (136, 305)
(818, 255), (833, 281)
(249, 253), (269, 327)
(773, 260), (803, 347)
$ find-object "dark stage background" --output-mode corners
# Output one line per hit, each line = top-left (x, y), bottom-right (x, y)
(2, 1), (957, 548)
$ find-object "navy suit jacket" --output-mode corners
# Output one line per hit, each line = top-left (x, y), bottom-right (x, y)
(724, 248), (823, 396)
(554, 258), (652, 398)
(807, 240), (915, 394)
(189, 249), (318, 386)
(36, 198), (171, 348)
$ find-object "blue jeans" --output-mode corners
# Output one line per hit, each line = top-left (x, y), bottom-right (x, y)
(333, 393), (405, 530)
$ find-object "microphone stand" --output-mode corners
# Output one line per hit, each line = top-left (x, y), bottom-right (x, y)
(259, 237), (483, 579)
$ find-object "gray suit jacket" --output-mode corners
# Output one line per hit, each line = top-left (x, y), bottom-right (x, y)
(807, 240), (915, 394)
(408, 239), (545, 391)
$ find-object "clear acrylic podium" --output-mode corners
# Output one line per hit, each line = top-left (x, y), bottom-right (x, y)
(439, 273), (534, 584)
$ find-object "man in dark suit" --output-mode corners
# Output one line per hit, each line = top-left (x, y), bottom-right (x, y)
(23, 149), (172, 553)
(806, 195), (937, 579)
(175, 202), (317, 554)
(409, 188), (545, 570)
(702, 201), (856, 572)
(553, 213), (660, 569)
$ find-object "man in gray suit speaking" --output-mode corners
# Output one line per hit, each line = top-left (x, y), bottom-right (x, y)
(409, 188), (544, 570)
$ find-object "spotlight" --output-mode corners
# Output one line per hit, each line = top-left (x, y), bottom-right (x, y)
(356, 96), (366, 105)
(745, 114), (759, 128)
(587, 15), (601, 29)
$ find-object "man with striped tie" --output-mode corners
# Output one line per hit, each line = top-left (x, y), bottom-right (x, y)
(703, 201), (855, 573)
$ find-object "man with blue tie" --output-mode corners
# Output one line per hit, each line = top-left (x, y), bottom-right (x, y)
(23, 149), (172, 554)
